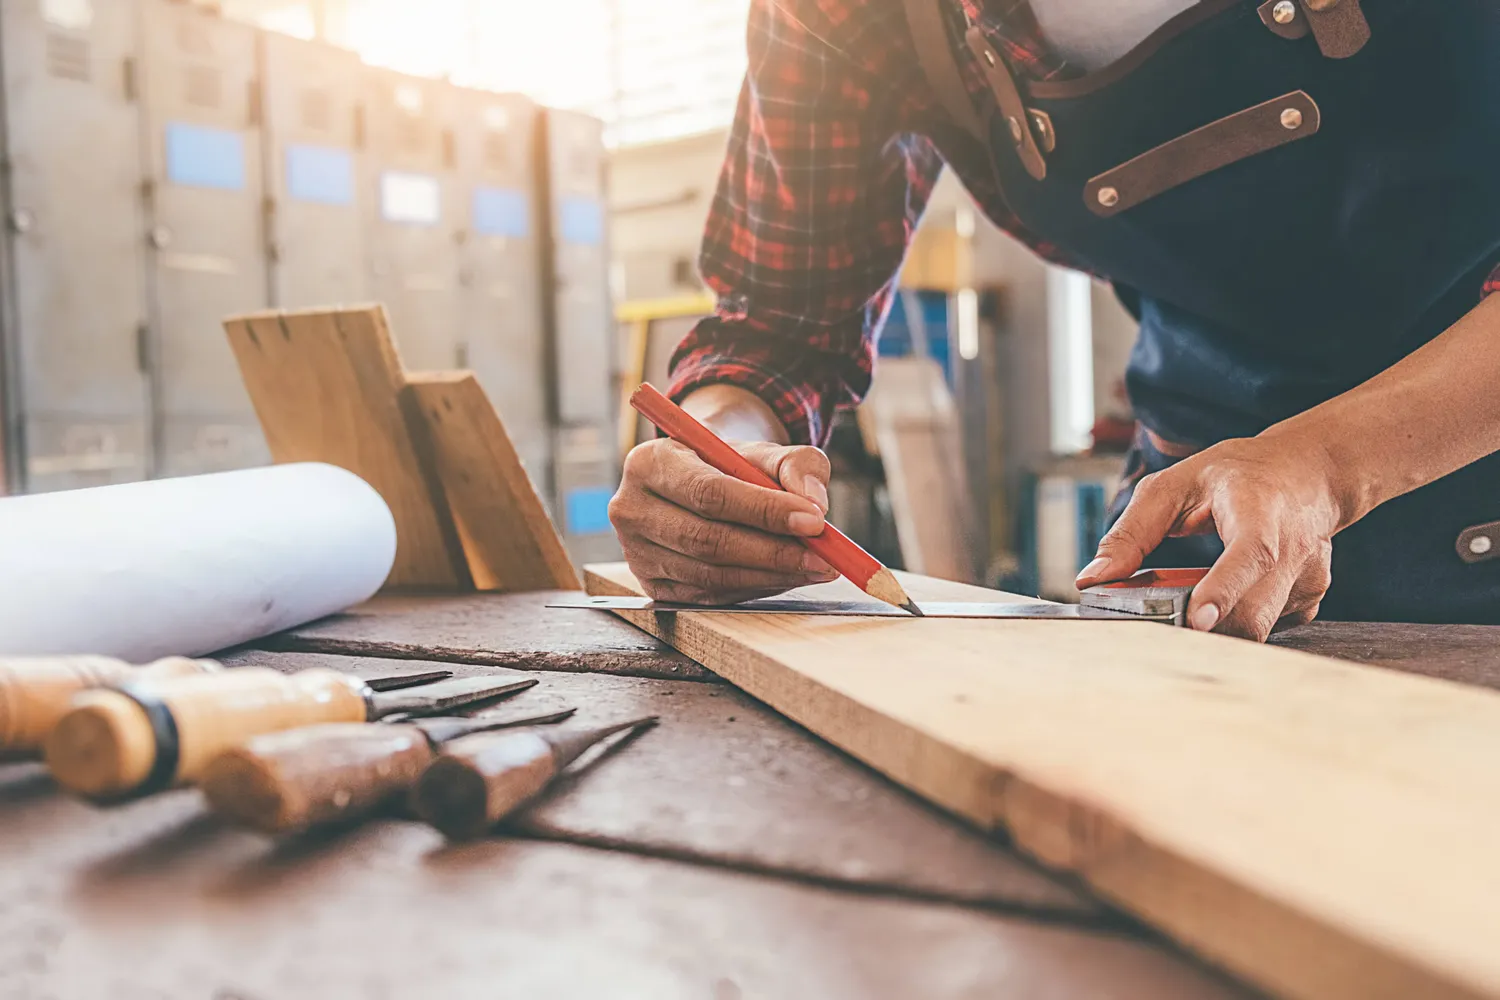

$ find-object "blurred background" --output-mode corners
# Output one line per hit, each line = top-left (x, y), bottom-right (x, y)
(0, 0), (1141, 599)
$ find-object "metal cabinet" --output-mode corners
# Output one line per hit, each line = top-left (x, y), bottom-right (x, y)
(138, 0), (270, 476)
(537, 107), (617, 563)
(451, 89), (551, 494)
(0, 0), (151, 491)
(259, 29), (365, 309)
(362, 68), (459, 372)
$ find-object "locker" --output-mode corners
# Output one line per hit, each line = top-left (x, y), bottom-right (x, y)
(0, 0), (150, 491)
(138, 0), (270, 476)
(362, 68), (459, 372)
(538, 107), (612, 426)
(537, 107), (617, 563)
(451, 89), (550, 495)
(259, 29), (365, 308)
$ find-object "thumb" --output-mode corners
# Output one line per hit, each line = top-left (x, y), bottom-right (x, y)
(738, 442), (831, 514)
(1077, 475), (1187, 587)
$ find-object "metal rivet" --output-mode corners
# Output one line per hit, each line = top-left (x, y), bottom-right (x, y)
(1028, 109), (1056, 153)
(1280, 107), (1303, 129)
(1272, 0), (1297, 24)
(1470, 535), (1492, 556)
(1007, 116), (1023, 143)
(1096, 186), (1119, 208)
(983, 49), (996, 66)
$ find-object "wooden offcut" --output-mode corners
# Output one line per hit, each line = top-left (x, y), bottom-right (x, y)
(860, 357), (978, 583)
(225, 306), (471, 590)
(405, 372), (579, 591)
(584, 562), (1500, 1000)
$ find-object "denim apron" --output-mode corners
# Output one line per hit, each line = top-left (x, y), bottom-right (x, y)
(911, 0), (1500, 621)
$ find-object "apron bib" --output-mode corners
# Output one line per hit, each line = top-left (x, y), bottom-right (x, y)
(909, 0), (1500, 622)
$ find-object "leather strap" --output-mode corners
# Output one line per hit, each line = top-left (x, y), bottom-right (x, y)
(963, 26), (1047, 180)
(1084, 90), (1321, 216)
(1299, 0), (1370, 58)
(1456, 522), (1500, 564)
(901, 0), (985, 141)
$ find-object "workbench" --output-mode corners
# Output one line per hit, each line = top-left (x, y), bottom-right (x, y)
(4, 592), (1496, 999)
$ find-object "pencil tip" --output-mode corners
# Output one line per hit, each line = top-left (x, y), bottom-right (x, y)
(900, 599), (925, 617)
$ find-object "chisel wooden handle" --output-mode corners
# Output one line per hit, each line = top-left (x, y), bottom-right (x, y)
(202, 723), (434, 834)
(0, 655), (219, 758)
(44, 667), (369, 800)
(411, 731), (558, 840)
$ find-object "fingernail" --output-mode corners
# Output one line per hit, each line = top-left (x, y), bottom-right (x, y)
(787, 511), (824, 536)
(1076, 557), (1110, 583)
(803, 476), (829, 513)
(802, 553), (834, 574)
(1191, 603), (1221, 631)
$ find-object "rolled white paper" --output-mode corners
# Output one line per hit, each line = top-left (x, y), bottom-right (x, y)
(0, 463), (397, 660)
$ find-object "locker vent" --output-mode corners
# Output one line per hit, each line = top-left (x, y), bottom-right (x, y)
(483, 132), (511, 172)
(45, 33), (90, 82)
(184, 65), (221, 109)
(300, 88), (332, 131)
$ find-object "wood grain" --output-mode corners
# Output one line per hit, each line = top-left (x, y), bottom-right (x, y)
(0, 791), (1246, 1000)
(222, 649), (1100, 918)
(585, 562), (1500, 1000)
(224, 306), (470, 590)
(405, 372), (579, 592)
(258, 590), (709, 681)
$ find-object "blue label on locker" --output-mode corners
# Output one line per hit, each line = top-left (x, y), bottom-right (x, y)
(565, 486), (614, 535)
(472, 186), (529, 238)
(165, 123), (246, 190)
(558, 196), (604, 246)
(286, 144), (355, 205)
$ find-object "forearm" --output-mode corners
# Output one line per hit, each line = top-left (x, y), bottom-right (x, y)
(1262, 293), (1500, 528)
(681, 384), (789, 443)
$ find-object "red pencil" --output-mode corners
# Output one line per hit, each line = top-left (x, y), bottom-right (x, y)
(630, 383), (923, 616)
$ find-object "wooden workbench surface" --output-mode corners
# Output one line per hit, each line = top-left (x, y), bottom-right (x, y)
(8, 590), (1496, 999)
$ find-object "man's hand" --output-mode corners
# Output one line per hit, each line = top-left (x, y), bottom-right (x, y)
(609, 437), (838, 605)
(1075, 436), (1344, 641)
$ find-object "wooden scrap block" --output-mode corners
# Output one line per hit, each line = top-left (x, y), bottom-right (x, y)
(405, 372), (579, 591)
(583, 561), (1500, 1000)
(224, 306), (470, 590)
(861, 357), (978, 583)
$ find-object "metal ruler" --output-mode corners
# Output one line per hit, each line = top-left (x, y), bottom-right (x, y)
(548, 594), (1180, 624)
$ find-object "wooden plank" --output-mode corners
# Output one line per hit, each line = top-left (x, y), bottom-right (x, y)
(862, 357), (978, 583)
(584, 563), (1500, 1000)
(218, 648), (1102, 918)
(224, 306), (469, 590)
(405, 371), (579, 591)
(0, 771), (1248, 1000)
(259, 590), (709, 680)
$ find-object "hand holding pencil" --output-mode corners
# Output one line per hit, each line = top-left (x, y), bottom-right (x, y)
(608, 383), (921, 615)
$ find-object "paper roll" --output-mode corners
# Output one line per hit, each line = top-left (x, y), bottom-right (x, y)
(0, 463), (397, 659)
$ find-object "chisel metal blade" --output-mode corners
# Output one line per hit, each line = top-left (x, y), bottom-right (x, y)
(363, 669), (454, 692)
(414, 708), (576, 744)
(370, 676), (538, 720)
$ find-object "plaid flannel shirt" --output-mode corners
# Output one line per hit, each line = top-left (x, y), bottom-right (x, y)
(667, 0), (1500, 446)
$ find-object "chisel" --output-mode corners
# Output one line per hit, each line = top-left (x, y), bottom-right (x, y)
(412, 715), (659, 840)
(0, 655), (220, 759)
(201, 707), (577, 834)
(43, 667), (533, 801)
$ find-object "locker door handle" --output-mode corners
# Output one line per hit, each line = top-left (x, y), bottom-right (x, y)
(135, 324), (151, 373)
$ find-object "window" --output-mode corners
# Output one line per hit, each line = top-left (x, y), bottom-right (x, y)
(224, 0), (751, 146)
